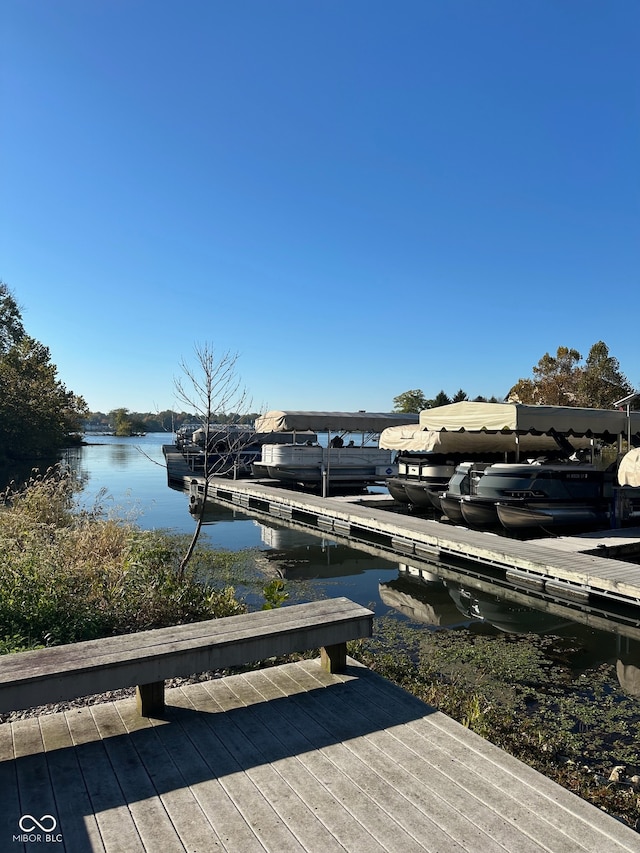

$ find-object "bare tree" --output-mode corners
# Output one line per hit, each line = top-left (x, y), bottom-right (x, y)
(174, 343), (252, 577)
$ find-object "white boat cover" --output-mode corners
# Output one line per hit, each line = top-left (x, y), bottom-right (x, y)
(617, 448), (640, 487)
(254, 410), (419, 433)
(379, 424), (592, 453)
(417, 401), (640, 438)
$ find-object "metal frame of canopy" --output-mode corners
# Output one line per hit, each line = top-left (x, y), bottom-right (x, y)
(613, 393), (640, 454)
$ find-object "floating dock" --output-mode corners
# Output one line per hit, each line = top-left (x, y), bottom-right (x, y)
(164, 446), (640, 611)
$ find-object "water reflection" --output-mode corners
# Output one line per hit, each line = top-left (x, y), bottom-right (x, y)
(617, 640), (640, 698)
(378, 565), (640, 700)
(257, 523), (397, 581)
(445, 583), (574, 634)
(378, 576), (468, 628)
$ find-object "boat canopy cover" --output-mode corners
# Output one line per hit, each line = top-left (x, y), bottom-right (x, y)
(416, 401), (639, 438)
(254, 410), (419, 434)
(618, 448), (640, 487)
(379, 424), (592, 453)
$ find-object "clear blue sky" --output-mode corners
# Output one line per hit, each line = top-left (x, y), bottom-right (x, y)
(2, 1), (638, 415)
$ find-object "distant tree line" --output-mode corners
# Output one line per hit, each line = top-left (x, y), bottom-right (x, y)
(86, 408), (262, 437)
(0, 282), (88, 463)
(393, 388), (503, 413)
(393, 342), (636, 414)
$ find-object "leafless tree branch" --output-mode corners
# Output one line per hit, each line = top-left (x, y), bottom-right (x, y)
(174, 343), (253, 578)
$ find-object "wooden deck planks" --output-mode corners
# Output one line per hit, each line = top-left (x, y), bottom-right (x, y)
(39, 713), (107, 853)
(340, 664), (624, 853)
(145, 695), (267, 853)
(198, 675), (414, 852)
(167, 683), (310, 852)
(269, 664), (552, 853)
(247, 670), (497, 853)
(2, 658), (640, 853)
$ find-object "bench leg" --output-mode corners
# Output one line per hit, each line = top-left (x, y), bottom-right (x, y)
(136, 681), (165, 717)
(321, 642), (347, 673)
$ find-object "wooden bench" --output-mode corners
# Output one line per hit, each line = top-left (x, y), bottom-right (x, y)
(0, 598), (373, 718)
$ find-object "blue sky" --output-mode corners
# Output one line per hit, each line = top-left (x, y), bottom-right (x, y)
(2, 1), (638, 415)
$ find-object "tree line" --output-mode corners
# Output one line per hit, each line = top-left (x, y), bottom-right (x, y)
(0, 283), (88, 463)
(393, 342), (635, 413)
(86, 408), (262, 437)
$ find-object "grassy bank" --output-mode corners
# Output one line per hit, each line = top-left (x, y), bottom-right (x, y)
(0, 468), (247, 652)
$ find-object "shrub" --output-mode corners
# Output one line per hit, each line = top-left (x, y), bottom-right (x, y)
(0, 467), (246, 651)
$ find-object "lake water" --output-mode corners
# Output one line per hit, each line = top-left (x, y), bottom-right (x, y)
(65, 433), (400, 612)
(60, 433), (640, 702)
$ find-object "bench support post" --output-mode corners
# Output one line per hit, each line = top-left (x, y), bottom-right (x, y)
(136, 681), (165, 717)
(320, 642), (347, 673)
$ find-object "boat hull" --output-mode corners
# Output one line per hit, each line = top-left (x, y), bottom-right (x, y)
(439, 493), (465, 523)
(389, 460), (456, 511)
(496, 502), (610, 531)
(386, 478), (411, 504)
(460, 497), (500, 527)
(401, 481), (443, 509)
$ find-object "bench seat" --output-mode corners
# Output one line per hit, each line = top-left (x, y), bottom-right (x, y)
(0, 597), (373, 717)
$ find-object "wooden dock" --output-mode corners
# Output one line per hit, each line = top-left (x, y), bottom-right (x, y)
(164, 446), (640, 610)
(3, 657), (639, 852)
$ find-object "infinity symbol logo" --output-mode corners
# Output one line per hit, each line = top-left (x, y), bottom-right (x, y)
(19, 814), (57, 832)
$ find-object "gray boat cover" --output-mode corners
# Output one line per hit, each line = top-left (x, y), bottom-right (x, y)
(618, 448), (640, 487)
(417, 401), (639, 438)
(379, 424), (592, 452)
(254, 411), (419, 433)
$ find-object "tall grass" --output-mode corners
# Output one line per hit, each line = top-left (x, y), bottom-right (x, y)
(0, 467), (246, 652)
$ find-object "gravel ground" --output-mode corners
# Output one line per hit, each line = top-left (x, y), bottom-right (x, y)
(0, 670), (228, 724)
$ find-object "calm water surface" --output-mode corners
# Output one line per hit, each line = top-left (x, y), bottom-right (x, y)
(65, 433), (399, 611)
(63, 433), (640, 703)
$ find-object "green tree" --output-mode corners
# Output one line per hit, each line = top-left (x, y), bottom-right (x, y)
(0, 336), (88, 460)
(431, 390), (452, 408)
(110, 408), (133, 436)
(508, 347), (582, 405)
(575, 341), (633, 408)
(507, 343), (635, 408)
(393, 389), (428, 413)
(0, 282), (25, 355)
(452, 389), (468, 403)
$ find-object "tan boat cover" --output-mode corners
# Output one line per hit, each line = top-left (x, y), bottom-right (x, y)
(417, 401), (639, 438)
(617, 448), (640, 487)
(379, 424), (592, 453)
(254, 410), (419, 433)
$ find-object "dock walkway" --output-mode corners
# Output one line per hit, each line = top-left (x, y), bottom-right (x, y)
(3, 658), (639, 852)
(164, 446), (640, 609)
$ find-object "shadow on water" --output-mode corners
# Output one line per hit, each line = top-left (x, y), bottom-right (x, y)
(0, 455), (61, 492)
